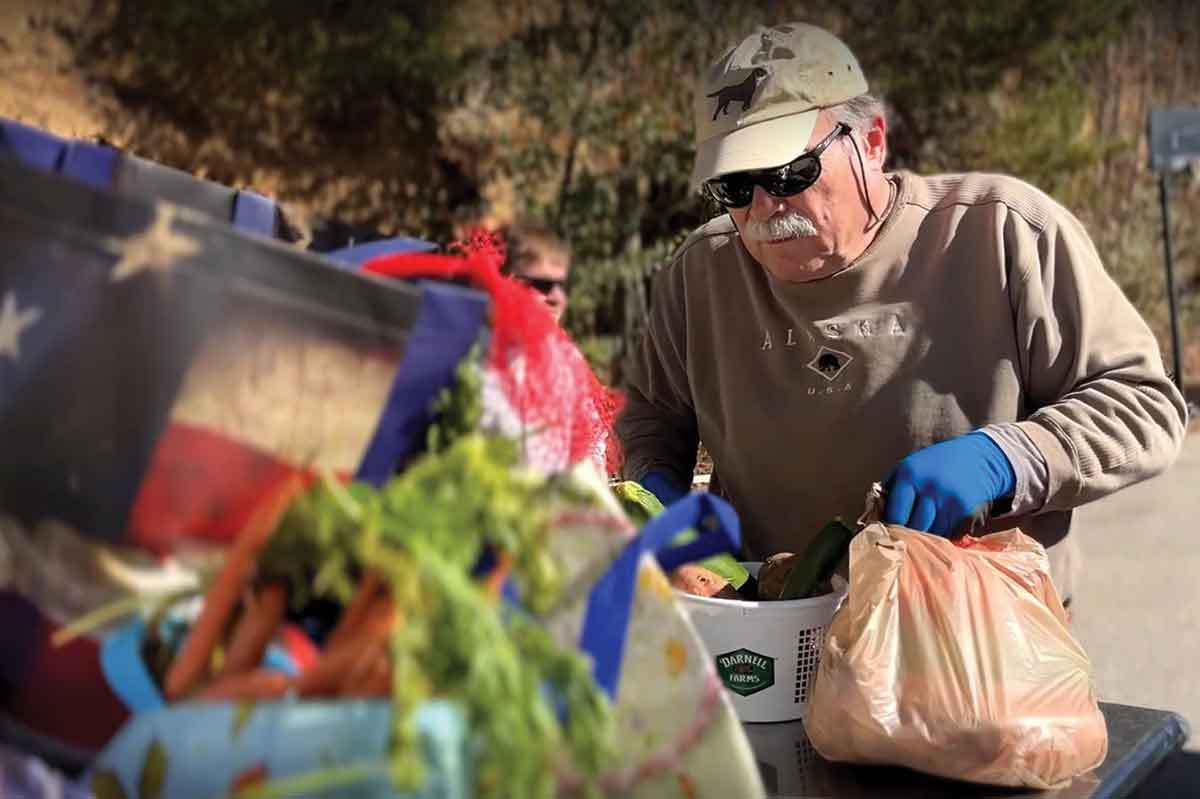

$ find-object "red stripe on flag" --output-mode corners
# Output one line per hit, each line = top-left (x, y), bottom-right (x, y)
(127, 423), (312, 555)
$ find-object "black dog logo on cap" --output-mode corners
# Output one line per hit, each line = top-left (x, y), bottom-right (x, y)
(708, 67), (768, 120)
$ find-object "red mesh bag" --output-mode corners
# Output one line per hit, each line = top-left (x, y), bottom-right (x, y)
(362, 231), (623, 477)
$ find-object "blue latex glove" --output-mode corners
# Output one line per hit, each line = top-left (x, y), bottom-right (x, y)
(883, 431), (1016, 537)
(640, 470), (687, 507)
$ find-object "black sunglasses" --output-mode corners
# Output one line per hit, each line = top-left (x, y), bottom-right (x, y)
(515, 275), (568, 296)
(704, 123), (851, 209)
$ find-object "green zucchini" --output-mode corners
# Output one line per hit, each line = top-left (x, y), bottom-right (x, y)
(778, 518), (855, 600)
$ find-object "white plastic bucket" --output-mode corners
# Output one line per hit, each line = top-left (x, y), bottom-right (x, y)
(677, 563), (845, 723)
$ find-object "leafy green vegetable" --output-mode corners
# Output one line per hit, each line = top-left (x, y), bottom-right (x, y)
(670, 529), (749, 590)
(611, 480), (664, 527)
(610, 480), (749, 589)
(258, 433), (617, 799)
(425, 340), (486, 455)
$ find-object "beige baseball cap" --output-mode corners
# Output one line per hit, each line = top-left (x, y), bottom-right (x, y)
(691, 23), (868, 189)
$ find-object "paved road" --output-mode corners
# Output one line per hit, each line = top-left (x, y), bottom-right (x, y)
(1072, 430), (1200, 750)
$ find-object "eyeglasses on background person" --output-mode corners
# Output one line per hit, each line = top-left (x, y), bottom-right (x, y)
(515, 274), (568, 296)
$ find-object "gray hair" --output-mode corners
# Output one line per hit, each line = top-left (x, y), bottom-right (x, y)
(831, 94), (887, 133)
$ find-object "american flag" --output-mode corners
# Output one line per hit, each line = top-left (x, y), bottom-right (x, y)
(0, 159), (488, 762)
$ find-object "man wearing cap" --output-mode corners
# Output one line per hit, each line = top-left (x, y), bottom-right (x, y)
(616, 22), (1188, 601)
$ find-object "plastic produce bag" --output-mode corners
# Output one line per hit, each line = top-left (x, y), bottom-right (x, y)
(806, 506), (1108, 790)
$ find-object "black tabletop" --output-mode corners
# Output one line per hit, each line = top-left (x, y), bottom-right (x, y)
(744, 702), (1191, 799)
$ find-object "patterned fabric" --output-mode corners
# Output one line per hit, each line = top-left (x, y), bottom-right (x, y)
(0, 162), (487, 764)
(542, 477), (764, 798)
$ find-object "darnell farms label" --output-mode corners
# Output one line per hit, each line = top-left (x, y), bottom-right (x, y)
(715, 648), (774, 697)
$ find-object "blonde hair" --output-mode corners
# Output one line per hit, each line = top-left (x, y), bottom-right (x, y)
(499, 222), (570, 276)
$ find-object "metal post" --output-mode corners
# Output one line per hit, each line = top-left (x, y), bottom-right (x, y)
(1158, 173), (1185, 394)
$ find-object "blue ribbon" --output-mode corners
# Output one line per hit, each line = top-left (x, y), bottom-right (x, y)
(579, 492), (741, 698)
(100, 618), (299, 715)
(0, 116), (68, 171)
(323, 237), (438, 269)
(100, 618), (164, 713)
(231, 189), (277, 237)
(354, 280), (489, 485)
(59, 141), (119, 189)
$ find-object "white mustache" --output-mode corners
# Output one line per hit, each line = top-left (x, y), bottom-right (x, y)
(743, 211), (818, 242)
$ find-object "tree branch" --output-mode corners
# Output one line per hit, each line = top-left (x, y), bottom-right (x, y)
(552, 10), (605, 230)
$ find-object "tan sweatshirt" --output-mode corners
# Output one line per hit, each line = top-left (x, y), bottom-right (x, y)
(617, 171), (1187, 593)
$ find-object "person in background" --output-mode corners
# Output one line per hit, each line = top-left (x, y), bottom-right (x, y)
(499, 221), (571, 324)
(616, 21), (1188, 604)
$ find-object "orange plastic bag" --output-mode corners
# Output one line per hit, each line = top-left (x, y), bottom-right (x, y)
(806, 508), (1108, 790)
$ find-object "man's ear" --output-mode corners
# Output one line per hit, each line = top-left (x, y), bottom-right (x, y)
(862, 113), (889, 170)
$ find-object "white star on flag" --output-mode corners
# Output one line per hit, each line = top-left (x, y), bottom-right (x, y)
(0, 290), (43, 362)
(110, 204), (202, 283)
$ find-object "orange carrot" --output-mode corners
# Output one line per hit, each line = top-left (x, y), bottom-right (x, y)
(343, 646), (392, 698)
(165, 477), (304, 700)
(195, 669), (290, 701)
(360, 653), (393, 697)
(484, 551), (513, 602)
(295, 596), (396, 697)
(355, 594), (398, 643)
(293, 644), (363, 697)
(339, 641), (387, 697)
(219, 581), (289, 678)
(324, 569), (381, 652)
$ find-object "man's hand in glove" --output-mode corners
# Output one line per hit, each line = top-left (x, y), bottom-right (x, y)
(883, 431), (1016, 537)
(639, 470), (687, 507)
